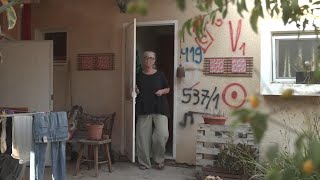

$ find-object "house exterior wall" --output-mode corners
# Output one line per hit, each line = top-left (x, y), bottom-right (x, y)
(30, 0), (319, 164)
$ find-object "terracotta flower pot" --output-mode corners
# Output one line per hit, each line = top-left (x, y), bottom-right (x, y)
(86, 123), (104, 140)
(202, 115), (226, 125)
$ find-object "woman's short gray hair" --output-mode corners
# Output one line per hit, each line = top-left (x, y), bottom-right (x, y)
(143, 51), (156, 60)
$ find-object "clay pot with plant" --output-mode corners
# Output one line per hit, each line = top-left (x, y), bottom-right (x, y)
(86, 122), (104, 140)
(202, 112), (227, 125)
(202, 115), (227, 125)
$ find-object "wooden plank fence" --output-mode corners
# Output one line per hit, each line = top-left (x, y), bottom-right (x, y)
(196, 124), (257, 180)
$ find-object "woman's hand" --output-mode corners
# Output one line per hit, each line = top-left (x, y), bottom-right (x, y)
(135, 85), (140, 94)
(155, 88), (170, 96)
(155, 89), (163, 96)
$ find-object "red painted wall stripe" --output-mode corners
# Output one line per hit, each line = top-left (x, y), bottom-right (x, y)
(21, 4), (31, 40)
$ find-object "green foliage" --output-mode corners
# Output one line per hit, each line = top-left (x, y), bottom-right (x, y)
(127, 0), (148, 15)
(0, 0), (22, 14)
(237, 0), (248, 17)
(250, 111), (268, 143)
(250, 0), (264, 33)
(216, 143), (259, 177)
(265, 169), (281, 180)
(196, 0), (213, 12)
(0, 0), (22, 30)
(262, 139), (320, 179)
(127, 0), (320, 40)
(176, 0), (186, 11)
(265, 144), (279, 161)
(232, 108), (268, 143)
(231, 115), (320, 180)
(5, 5), (16, 29)
(309, 140), (320, 167)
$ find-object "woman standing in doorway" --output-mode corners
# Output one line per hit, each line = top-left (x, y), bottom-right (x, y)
(136, 51), (170, 170)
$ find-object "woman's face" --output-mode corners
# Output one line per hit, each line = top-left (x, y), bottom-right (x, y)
(143, 55), (155, 69)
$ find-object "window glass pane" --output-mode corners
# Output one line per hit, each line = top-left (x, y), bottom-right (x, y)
(275, 38), (319, 79)
(44, 32), (67, 61)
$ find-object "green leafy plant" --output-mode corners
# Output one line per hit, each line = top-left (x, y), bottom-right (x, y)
(126, 0), (320, 39)
(216, 143), (259, 178)
(258, 117), (320, 180)
(0, 0), (23, 30)
(228, 112), (320, 180)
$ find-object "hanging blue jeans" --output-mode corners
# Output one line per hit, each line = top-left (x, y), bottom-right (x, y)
(31, 112), (68, 180)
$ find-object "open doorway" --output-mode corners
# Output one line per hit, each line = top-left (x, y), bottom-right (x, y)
(136, 24), (175, 157)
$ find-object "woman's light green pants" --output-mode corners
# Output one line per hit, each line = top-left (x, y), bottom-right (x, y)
(136, 114), (169, 168)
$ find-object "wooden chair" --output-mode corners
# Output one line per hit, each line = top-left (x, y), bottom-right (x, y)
(80, 112), (116, 163)
(73, 112), (116, 177)
(75, 137), (112, 177)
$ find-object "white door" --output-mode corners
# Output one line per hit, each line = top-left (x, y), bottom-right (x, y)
(124, 18), (136, 162)
(0, 41), (53, 112)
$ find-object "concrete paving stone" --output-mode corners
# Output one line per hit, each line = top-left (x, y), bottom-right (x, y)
(24, 161), (196, 180)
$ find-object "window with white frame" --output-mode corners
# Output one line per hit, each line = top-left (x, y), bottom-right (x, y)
(260, 20), (320, 96)
(272, 34), (319, 83)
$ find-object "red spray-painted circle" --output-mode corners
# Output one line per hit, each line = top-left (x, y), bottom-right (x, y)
(222, 83), (247, 108)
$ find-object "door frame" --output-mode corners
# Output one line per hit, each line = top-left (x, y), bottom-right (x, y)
(34, 28), (70, 111)
(136, 20), (178, 159)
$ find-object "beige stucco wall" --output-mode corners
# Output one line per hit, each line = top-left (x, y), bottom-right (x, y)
(31, 0), (126, 152)
(31, 0), (320, 164)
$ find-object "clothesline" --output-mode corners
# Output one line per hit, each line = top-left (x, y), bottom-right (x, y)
(0, 112), (47, 118)
(0, 111), (68, 179)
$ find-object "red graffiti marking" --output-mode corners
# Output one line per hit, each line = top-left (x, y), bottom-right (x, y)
(229, 20), (246, 56)
(214, 18), (223, 27)
(231, 91), (238, 99)
(222, 83), (247, 108)
(194, 27), (214, 53)
(190, 82), (200, 89)
(239, 43), (246, 56)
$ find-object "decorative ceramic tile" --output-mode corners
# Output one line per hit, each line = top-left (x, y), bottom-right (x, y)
(79, 55), (95, 70)
(96, 55), (109, 70)
(78, 53), (115, 71)
(209, 59), (224, 73)
(203, 57), (253, 77)
(232, 58), (246, 73)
